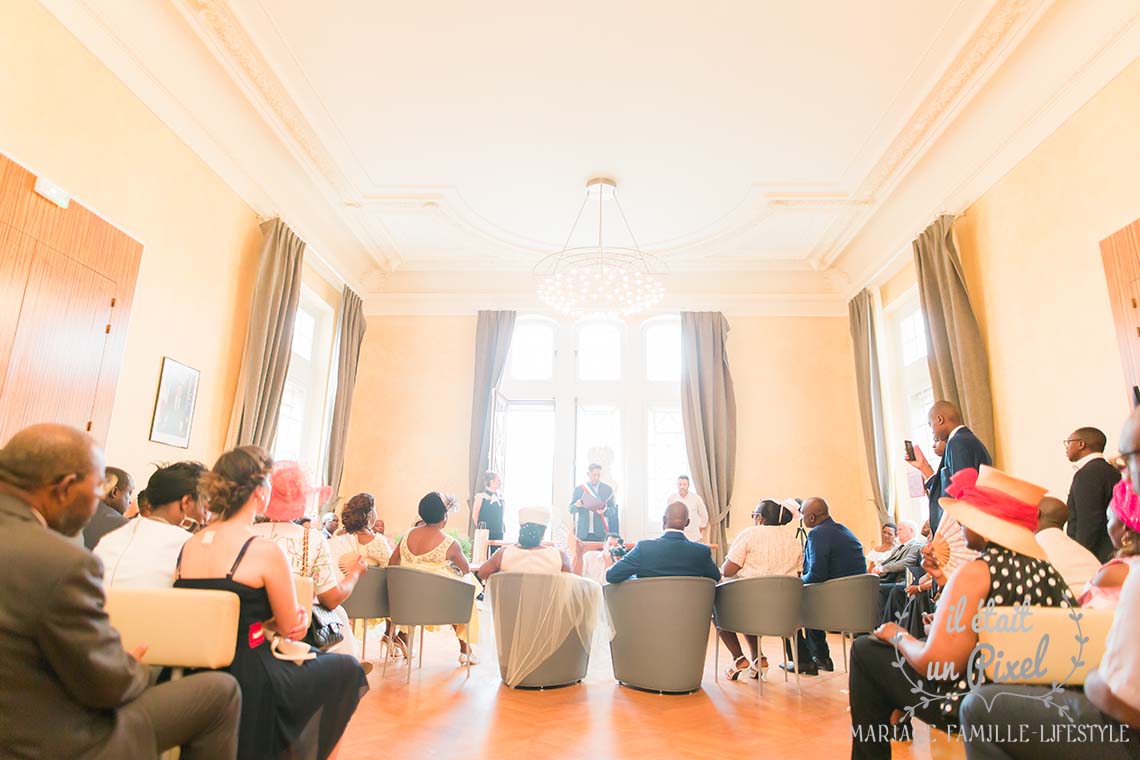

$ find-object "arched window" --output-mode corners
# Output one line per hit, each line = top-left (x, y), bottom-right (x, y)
(509, 317), (557, 381)
(577, 321), (622, 381)
(644, 317), (682, 382)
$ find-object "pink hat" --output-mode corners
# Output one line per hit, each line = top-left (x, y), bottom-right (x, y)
(266, 462), (331, 522)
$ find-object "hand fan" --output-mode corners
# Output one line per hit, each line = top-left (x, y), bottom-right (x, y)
(930, 515), (976, 576)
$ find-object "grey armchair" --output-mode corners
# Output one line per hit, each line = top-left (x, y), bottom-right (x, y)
(800, 573), (880, 672)
(385, 566), (477, 681)
(340, 567), (388, 661)
(604, 576), (716, 693)
(488, 572), (597, 689)
(713, 576), (804, 691)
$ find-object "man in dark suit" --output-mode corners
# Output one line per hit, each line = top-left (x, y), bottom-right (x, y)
(927, 400), (991, 536)
(82, 464), (133, 549)
(606, 502), (721, 583)
(0, 424), (240, 758)
(569, 463), (619, 541)
(1065, 426), (1120, 563)
(782, 497), (865, 675)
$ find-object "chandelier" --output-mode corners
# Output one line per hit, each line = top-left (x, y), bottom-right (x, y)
(535, 177), (665, 318)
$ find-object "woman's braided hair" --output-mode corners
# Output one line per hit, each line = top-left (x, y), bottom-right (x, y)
(198, 445), (274, 521)
(341, 492), (376, 533)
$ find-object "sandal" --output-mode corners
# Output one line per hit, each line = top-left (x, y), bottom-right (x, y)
(385, 633), (410, 660)
(725, 655), (750, 681)
(458, 644), (479, 665)
(749, 656), (769, 681)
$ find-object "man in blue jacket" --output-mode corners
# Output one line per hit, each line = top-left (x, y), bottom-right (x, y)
(926, 400), (991, 535)
(782, 497), (865, 675)
(605, 502), (721, 584)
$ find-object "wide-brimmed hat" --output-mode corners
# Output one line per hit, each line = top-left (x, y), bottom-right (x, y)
(266, 462), (330, 522)
(517, 507), (550, 527)
(939, 465), (1046, 560)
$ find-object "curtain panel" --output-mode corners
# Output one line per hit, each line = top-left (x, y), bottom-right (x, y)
(913, 215), (996, 451)
(679, 311), (737, 562)
(467, 310), (516, 534)
(849, 289), (891, 525)
(325, 286), (367, 501)
(226, 218), (305, 451)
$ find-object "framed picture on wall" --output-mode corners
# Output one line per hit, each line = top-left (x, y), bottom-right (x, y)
(149, 357), (199, 448)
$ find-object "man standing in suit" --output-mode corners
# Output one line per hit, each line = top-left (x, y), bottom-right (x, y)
(926, 400), (991, 536)
(0, 424), (240, 759)
(569, 463), (619, 541)
(782, 497), (865, 675)
(606, 502), (721, 583)
(82, 464), (133, 549)
(1065, 426), (1120, 563)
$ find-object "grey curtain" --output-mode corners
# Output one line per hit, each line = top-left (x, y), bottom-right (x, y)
(226, 218), (305, 450)
(325, 286), (367, 499)
(913, 215), (995, 451)
(467, 310), (516, 533)
(680, 311), (737, 562)
(849, 289), (891, 525)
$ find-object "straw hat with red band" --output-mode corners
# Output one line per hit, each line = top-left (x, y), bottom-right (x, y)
(938, 465), (1048, 560)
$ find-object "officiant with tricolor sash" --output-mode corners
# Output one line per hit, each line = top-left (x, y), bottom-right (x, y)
(569, 463), (619, 541)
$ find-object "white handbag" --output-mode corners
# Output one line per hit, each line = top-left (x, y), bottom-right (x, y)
(473, 525), (490, 563)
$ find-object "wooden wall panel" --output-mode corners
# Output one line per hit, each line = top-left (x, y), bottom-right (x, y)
(1100, 218), (1140, 407)
(0, 223), (36, 395)
(0, 245), (115, 443)
(0, 153), (142, 445)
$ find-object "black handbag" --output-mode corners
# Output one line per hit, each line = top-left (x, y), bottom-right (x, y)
(301, 529), (345, 651)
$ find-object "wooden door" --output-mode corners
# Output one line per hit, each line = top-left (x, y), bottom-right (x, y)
(0, 244), (116, 442)
(1100, 218), (1140, 407)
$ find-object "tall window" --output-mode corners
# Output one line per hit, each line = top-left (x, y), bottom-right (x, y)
(274, 286), (335, 487)
(882, 290), (935, 523)
(497, 313), (686, 539)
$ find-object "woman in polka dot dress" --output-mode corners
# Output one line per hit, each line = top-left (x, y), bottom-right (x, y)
(848, 466), (1077, 760)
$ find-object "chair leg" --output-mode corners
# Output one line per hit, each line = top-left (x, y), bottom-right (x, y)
(791, 636), (801, 693)
(842, 632), (849, 673)
(464, 627), (471, 680)
(419, 626), (425, 670)
(714, 631), (719, 683)
(406, 626), (416, 684)
(382, 625), (391, 677)
(781, 639), (789, 683)
(360, 620), (367, 661)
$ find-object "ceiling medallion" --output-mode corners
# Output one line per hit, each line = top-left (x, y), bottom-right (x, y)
(535, 177), (665, 319)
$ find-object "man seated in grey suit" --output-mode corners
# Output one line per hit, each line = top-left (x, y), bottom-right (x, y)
(0, 423), (241, 759)
(606, 502), (721, 584)
(82, 464), (133, 549)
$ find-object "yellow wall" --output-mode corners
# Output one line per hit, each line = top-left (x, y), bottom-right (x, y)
(340, 314), (879, 547)
(0, 0), (261, 485)
(727, 316), (877, 546)
(340, 316), (478, 533)
(954, 56), (1140, 496)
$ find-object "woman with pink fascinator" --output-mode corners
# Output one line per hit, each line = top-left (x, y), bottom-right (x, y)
(1078, 474), (1140, 608)
(251, 461), (369, 661)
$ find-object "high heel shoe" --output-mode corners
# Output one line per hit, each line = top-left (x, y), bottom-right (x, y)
(749, 656), (769, 681)
(458, 645), (479, 665)
(384, 634), (409, 660)
(725, 655), (750, 681)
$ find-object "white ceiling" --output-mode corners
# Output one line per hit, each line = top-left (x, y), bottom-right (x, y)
(35, 0), (1140, 306)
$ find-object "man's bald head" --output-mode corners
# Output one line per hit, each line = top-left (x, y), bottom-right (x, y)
(1037, 496), (1069, 532)
(0, 424), (105, 536)
(801, 497), (829, 528)
(0, 424), (100, 490)
(929, 401), (963, 442)
(663, 501), (690, 531)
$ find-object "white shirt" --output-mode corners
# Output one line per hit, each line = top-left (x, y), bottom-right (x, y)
(1100, 559), (1140, 714)
(667, 491), (709, 541)
(95, 518), (191, 589)
(1072, 452), (1106, 472)
(948, 425), (966, 442)
(1034, 527), (1102, 597)
(725, 525), (804, 579)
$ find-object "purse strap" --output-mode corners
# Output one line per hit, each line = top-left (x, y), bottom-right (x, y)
(302, 527), (311, 578)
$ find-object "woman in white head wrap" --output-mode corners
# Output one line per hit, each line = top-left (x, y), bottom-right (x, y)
(717, 498), (804, 681)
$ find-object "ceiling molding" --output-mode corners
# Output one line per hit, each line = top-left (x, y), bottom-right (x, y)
(808, 0), (1053, 270)
(363, 291), (847, 318)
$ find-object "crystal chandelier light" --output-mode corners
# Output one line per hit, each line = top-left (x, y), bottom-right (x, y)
(535, 177), (665, 318)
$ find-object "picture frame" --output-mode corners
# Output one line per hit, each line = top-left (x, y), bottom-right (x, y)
(149, 356), (199, 448)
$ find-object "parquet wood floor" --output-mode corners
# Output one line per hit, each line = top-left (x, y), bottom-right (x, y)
(340, 611), (966, 760)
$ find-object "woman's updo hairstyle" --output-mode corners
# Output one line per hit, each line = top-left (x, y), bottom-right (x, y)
(418, 491), (448, 524)
(199, 446), (273, 520)
(342, 492), (376, 533)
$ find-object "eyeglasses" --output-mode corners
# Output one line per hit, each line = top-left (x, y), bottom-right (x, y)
(1062, 438), (1082, 447)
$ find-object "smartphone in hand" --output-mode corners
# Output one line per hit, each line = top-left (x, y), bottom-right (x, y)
(904, 440), (916, 461)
